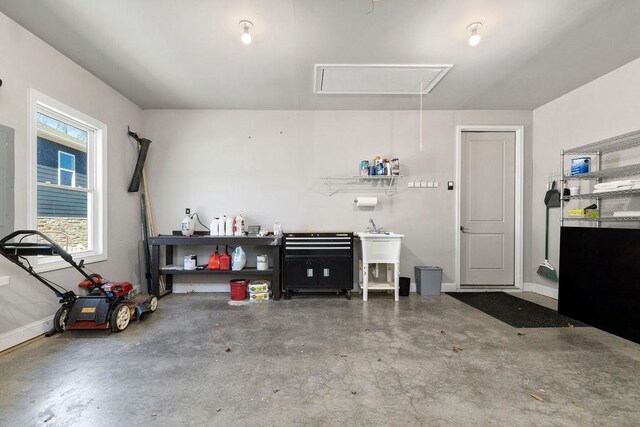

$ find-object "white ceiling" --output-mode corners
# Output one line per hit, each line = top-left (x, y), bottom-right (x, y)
(2, 0), (640, 110)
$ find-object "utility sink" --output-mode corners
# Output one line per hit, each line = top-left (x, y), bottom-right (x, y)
(356, 232), (403, 302)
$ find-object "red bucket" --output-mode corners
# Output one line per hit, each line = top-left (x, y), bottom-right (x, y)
(230, 279), (249, 300)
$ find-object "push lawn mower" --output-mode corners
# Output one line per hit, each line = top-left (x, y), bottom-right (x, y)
(0, 230), (157, 333)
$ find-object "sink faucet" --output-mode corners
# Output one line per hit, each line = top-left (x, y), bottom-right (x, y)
(368, 218), (382, 233)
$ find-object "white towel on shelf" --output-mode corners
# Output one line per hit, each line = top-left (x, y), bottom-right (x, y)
(594, 180), (640, 190)
(613, 211), (640, 217)
(593, 185), (632, 193)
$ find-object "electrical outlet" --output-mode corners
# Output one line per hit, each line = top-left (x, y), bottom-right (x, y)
(0, 276), (10, 287)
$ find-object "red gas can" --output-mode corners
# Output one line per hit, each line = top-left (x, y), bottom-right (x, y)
(219, 246), (231, 271)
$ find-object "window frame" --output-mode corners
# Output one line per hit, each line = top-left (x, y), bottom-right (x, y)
(28, 89), (108, 272)
(57, 151), (76, 187)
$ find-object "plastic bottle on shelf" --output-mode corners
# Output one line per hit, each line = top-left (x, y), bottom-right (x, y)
(219, 215), (227, 236)
(234, 213), (245, 236)
(273, 219), (283, 237)
(210, 218), (219, 236)
(225, 215), (234, 236)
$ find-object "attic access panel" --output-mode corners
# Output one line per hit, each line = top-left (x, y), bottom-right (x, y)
(314, 64), (452, 95)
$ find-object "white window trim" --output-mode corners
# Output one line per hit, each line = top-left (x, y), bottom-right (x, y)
(57, 151), (76, 187)
(28, 89), (108, 272)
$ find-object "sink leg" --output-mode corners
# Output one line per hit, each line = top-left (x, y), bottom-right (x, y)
(394, 262), (400, 302)
(363, 264), (368, 302)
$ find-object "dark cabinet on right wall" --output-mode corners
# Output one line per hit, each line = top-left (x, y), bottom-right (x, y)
(559, 227), (640, 344)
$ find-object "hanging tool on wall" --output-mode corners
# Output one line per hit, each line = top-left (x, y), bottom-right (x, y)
(127, 127), (152, 192)
(128, 128), (165, 295)
(537, 180), (560, 282)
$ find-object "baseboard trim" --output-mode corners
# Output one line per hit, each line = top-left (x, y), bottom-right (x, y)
(0, 315), (54, 352)
(441, 282), (457, 292)
(524, 282), (558, 300)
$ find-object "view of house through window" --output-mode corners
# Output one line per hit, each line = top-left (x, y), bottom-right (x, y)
(36, 112), (90, 253)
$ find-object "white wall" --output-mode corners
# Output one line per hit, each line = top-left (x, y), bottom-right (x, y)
(532, 57), (640, 293)
(143, 110), (532, 290)
(0, 12), (143, 349)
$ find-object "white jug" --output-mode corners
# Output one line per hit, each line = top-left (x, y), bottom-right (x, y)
(225, 215), (234, 236)
(210, 218), (219, 236)
(219, 215), (227, 236)
(234, 214), (245, 236)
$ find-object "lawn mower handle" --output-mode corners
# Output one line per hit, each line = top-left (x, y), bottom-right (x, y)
(0, 230), (101, 290)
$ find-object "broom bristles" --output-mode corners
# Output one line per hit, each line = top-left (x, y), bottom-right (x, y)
(537, 261), (558, 282)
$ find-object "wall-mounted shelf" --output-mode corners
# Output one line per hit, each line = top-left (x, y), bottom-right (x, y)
(565, 188), (640, 200)
(319, 175), (403, 197)
(563, 163), (640, 181)
(562, 129), (640, 155)
(560, 129), (640, 226)
(564, 216), (640, 222)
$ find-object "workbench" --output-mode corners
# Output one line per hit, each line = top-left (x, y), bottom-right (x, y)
(149, 235), (282, 300)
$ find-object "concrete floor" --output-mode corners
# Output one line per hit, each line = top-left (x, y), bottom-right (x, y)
(0, 292), (639, 426)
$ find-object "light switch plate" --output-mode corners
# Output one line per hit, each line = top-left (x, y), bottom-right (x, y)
(0, 276), (9, 287)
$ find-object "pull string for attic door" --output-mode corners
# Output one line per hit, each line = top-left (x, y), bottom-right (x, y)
(419, 81), (424, 152)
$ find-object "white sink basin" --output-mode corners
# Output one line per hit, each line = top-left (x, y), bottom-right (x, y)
(355, 232), (404, 238)
(356, 232), (403, 262)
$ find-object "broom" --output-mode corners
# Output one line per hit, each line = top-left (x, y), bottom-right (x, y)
(537, 205), (558, 282)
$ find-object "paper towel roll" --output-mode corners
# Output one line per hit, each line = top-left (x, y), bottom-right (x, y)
(354, 197), (378, 207)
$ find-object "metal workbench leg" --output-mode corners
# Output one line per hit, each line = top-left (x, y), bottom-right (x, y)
(272, 246), (281, 301)
(151, 244), (160, 296)
(362, 263), (369, 302)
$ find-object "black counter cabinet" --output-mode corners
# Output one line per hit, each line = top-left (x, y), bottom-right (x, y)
(558, 226), (640, 344)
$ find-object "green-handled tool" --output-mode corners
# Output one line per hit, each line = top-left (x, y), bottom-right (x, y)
(537, 205), (558, 282)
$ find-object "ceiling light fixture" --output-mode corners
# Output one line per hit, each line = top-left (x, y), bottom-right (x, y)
(239, 20), (253, 45)
(467, 22), (482, 46)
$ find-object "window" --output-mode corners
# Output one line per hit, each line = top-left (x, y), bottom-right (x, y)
(29, 90), (107, 271)
(58, 152), (76, 187)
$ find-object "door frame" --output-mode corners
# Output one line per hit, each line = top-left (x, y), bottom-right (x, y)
(455, 125), (524, 291)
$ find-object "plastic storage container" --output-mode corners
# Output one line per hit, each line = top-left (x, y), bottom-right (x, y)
(414, 266), (443, 296)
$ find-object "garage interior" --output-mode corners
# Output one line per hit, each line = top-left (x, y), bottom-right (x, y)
(0, 1), (639, 425)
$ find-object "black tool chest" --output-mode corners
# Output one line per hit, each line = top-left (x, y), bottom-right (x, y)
(282, 232), (354, 299)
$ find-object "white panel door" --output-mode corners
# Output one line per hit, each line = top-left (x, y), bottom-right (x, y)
(0, 125), (14, 238)
(461, 132), (515, 285)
